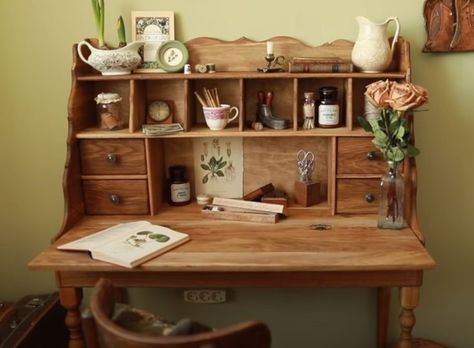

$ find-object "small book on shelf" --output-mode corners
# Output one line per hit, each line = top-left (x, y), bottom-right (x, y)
(57, 221), (190, 268)
(289, 57), (353, 73)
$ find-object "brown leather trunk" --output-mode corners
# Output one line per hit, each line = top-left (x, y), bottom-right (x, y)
(0, 293), (68, 348)
(423, 0), (474, 52)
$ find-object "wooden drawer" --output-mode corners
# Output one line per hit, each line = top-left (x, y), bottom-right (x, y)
(337, 137), (386, 174)
(83, 180), (149, 215)
(80, 139), (146, 175)
(336, 178), (380, 214)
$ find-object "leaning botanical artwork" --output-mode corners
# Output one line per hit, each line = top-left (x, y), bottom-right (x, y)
(131, 11), (175, 71)
(423, 0), (474, 52)
(193, 138), (243, 198)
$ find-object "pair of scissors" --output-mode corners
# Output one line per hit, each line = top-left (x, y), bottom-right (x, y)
(297, 150), (315, 182)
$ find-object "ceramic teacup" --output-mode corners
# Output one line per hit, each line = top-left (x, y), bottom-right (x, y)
(202, 104), (239, 130)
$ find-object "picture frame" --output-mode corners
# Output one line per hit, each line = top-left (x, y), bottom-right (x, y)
(131, 11), (175, 72)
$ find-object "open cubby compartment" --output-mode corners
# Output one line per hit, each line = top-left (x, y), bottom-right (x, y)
(297, 78), (350, 131)
(351, 77), (406, 131)
(82, 80), (131, 132)
(244, 78), (295, 131)
(188, 79), (244, 132)
(130, 79), (187, 132)
(152, 136), (332, 214)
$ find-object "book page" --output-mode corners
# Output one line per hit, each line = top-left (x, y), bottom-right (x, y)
(90, 225), (189, 267)
(57, 221), (152, 251)
(193, 137), (243, 198)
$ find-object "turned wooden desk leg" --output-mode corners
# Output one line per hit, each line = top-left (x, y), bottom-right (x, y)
(59, 287), (85, 348)
(377, 287), (391, 348)
(394, 287), (420, 348)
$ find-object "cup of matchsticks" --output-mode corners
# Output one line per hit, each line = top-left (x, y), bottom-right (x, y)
(194, 87), (239, 130)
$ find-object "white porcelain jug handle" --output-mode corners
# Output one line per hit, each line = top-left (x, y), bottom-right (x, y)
(386, 17), (400, 54)
(227, 107), (239, 123)
(77, 41), (94, 64)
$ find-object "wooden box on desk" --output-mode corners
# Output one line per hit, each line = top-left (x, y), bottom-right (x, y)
(294, 180), (321, 207)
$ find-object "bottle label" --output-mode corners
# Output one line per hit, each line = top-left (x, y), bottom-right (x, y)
(171, 183), (190, 203)
(318, 105), (339, 125)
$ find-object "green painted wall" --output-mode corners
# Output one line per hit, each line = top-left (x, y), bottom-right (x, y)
(1, 1), (473, 347)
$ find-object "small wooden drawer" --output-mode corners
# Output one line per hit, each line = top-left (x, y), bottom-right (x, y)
(337, 137), (386, 174)
(83, 180), (149, 215)
(80, 139), (146, 175)
(336, 178), (380, 214)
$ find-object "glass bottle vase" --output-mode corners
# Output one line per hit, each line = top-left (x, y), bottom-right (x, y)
(378, 161), (405, 229)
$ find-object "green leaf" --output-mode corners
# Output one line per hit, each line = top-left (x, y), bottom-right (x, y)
(389, 111), (400, 124)
(377, 118), (385, 130)
(217, 161), (227, 169)
(395, 126), (405, 140)
(200, 164), (210, 170)
(149, 234), (170, 243)
(202, 174), (209, 184)
(357, 116), (373, 132)
(389, 119), (401, 134)
(406, 144), (420, 157)
(372, 138), (386, 149)
(209, 156), (217, 167)
(391, 147), (405, 162)
(374, 129), (388, 142)
(216, 170), (224, 177)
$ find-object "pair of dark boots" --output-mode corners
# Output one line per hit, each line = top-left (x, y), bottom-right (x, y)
(256, 104), (289, 130)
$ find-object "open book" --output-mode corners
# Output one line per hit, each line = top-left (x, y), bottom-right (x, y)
(57, 221), (190, 268)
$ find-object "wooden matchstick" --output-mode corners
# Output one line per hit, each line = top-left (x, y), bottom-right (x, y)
(194, 91), (208, 107)
(214, 88), (220, 106)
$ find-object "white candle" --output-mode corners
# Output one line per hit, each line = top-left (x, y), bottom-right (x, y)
(266, 41), (273, 55)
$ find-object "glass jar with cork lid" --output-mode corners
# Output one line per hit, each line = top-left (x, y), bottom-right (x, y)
(95, 93), (124, 130)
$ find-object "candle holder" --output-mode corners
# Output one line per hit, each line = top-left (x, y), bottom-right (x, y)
(258, 53), (286, 73)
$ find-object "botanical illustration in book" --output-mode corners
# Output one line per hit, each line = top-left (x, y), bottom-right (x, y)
(57, 221), (189, 268)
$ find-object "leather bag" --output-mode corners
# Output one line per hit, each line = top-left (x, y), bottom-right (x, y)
(423, 0), (474, 52)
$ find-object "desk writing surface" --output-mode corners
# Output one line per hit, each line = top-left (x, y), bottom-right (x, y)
(29, 204), (435, 273)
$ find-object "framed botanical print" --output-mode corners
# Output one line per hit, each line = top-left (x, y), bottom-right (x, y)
(131, 11), (175, 72)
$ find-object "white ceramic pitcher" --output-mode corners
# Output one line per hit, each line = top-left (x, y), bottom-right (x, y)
(351, 16), (400, 73)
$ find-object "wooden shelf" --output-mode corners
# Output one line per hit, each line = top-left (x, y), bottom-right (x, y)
(76, 125), (371, 139)
(77, 71), (408, 81)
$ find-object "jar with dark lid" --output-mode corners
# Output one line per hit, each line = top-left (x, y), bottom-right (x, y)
(169, 165), (191, 206)
(318, 87), (340, 128)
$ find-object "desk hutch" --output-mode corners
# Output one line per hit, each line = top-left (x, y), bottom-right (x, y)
(29, 37), (435, 348)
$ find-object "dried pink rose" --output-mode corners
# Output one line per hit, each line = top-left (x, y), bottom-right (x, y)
(387, 82), (429, 111)
(365, 80), (392, 108)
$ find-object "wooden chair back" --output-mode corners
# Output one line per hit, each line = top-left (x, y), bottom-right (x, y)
(83, 278), (271, 348)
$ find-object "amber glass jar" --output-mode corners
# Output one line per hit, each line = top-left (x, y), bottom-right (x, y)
(169, 165), (191, 206)
(317, 87), (340, 128)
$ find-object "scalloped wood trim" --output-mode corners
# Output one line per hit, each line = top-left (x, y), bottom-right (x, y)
(184, 36), (407, 72)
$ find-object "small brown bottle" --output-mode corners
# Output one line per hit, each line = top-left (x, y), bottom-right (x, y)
(318, 87), (340, 128)
(169, 165), (191, 206)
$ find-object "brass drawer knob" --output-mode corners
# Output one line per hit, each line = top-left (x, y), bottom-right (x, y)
(105, 153), (118, 164)
(365, 193), (375, 203)
(366, 151), (377, 161)
(109, 194), (121, 205)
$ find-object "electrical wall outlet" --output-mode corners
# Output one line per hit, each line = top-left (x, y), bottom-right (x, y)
(184, 289), (226, 304)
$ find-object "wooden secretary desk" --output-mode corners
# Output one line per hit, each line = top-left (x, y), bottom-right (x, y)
(29, 37), (435, 348)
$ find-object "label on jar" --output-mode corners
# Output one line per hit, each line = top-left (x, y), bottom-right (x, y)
(171, 183), (190, 203)
(318, 105), (339, 125)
